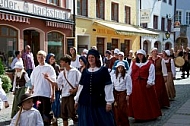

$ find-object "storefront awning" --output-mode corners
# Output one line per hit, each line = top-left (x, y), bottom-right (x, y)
(0, 8), (74, 24)
(94, 21), (159, 37)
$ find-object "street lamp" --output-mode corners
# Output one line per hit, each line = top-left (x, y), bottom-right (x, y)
(163, 31), (170, 41)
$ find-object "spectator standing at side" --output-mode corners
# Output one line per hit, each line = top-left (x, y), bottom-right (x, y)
(22, 45), (35, 77)
(30, 50), (56, 125)
(70, 47), (81, 69)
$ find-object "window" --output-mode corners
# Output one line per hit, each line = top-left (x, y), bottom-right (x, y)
(163, 0), (167, 3)
(176, 10), (182, 24)
(97, 37), (105, 55)
(153, 15), (158, 29)
(125, 6), (131, 24)
(77, 0), (88, 16)
(48, 0), (59, 6)
(161, 17), (165, 31)
(96, 0), (104, 19)
(0, 26), (18, 67)
(169, 0), (172, 5)
(48, 32), (64, 61)
(141, 23), (147, 28)
(112, 39), (118, 49)
(111, 2), (119, 22)
(167, 19), (171, 32)
(186, 12), (190, 25)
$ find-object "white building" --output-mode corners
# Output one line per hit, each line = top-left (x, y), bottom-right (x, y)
(139, 0), (175, 55)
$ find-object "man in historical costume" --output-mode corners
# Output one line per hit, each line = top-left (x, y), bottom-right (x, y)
(149, 48), (170, 108)
(30, 50), (56, 125)
(181, 47), (190, 79)
(128, 49), (162, 121)
(45, 54), (81, 126)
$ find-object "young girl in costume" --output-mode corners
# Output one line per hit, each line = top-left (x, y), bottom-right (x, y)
(11, 62), (30, 118)
(111, 61), (132, 126)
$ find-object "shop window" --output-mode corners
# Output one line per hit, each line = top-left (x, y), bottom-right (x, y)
(154, 41), (158, 48)
(97, 37), (105, 55)
(48, 0), (59, 6)
(0, 26), (18, 68)
(77, 0), (88, 16)
(96, 0), (104, 19)
(165, 42), (170, 50)
(111, 2), (119, 22)
(112, 39), (118, 49)
(125, 6), (131, 24)
(176, 11), (182, 24)
(48, 32), (64, 61)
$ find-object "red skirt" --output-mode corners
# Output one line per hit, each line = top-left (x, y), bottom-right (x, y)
(128, 79), (162, 120)
(155, 74), (170, 108)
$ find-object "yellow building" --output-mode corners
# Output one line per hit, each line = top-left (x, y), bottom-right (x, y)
(75, 0), (158, 55)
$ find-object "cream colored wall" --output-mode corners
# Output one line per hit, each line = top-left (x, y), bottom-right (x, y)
(76, 0), (140, 52)
(87, 0), (137, 25)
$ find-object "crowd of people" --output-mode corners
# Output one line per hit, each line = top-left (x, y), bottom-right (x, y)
(1, 44), (190, 126)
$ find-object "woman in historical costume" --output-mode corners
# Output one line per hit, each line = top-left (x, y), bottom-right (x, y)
(162, 50), (176, 100)
(46, 53), (61, 120)
(74, 49), (116, 126)
(70, 47), (80, 69)
(128, 49), (162, 121)
(79, 56), (87, 73)
(111, 61), (132, 126)
(11, 61), (30, 118)
(149, 48), (170, 108)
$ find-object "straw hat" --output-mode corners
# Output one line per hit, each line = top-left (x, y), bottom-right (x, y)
(174, 57), (185, 67)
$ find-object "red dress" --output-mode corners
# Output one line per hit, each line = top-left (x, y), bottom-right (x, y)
(128, 61), (162, 120)
(149, 57), (170, 108)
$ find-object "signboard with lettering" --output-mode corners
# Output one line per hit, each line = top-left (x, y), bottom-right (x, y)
(0, 0), (70, 21)
(140, 9), (150, 23)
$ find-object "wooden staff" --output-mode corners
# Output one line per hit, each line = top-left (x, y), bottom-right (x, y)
(15, 106), (23, 126)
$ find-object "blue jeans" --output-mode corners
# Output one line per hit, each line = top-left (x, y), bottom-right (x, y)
(26, 69), (33, 77)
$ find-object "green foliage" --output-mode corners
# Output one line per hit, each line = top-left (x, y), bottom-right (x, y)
(0, 59), (5, 75)
(0, 75), (12, 93)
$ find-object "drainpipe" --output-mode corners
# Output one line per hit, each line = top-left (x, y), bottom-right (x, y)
(140, 0), (142, 49)
(173, 0), (176, 49)
(73, 0), (76, 37)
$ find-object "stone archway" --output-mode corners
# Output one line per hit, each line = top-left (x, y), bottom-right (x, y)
(154, 41), (162, 53)
(143, 40), (151, 55)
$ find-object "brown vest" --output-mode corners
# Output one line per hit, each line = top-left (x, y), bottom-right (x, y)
(149, 57), (162, 75)
(16, 72), (26, 87)
(165, 59), (171, 72)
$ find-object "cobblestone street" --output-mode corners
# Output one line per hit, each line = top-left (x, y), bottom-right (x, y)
(0, 68), (190, 126)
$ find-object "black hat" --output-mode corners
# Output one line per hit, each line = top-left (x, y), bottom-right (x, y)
(79, 56), (87, 65)
(106, 50), (111, 55)
(87, 49), (100, 58)
(18, 93), (34, 106)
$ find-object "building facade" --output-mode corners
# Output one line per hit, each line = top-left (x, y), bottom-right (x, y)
(69, 0), (158, 56)
(0, 0), (73, 66)
(140, 0), (175, 54)
(175, 0), (190, 50)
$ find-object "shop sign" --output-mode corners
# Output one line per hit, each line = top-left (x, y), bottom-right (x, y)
(0, 0), (70, 20)
(140, 9), (150, 23)
(46, 21), (72, 29)
(97, 28), (115, 35)
(0, 12), (30, 24)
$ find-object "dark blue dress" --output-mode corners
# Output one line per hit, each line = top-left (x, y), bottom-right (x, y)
(78, 67), (116, 126)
